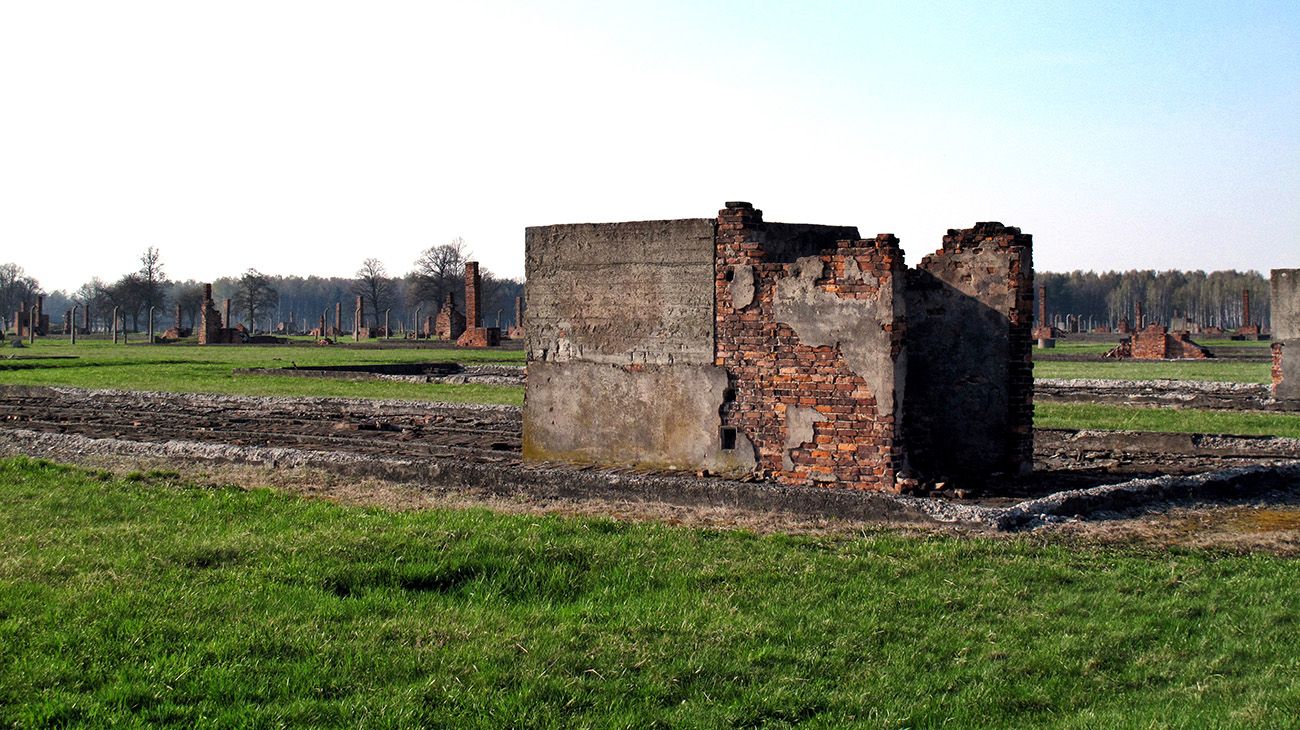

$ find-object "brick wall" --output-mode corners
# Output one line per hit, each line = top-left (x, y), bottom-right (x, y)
(1127, 325), (1211, 360)
(456, 327), (501, 348)
(1274, 342), (1285, 398)
(197, 284), (223, 344)
(714, 202), (905, 490)
(1130, 324), (1169, 359)
(435, 293), (466, 340)
(465, 261), (481, 329)
(904, 223), (1034, 481)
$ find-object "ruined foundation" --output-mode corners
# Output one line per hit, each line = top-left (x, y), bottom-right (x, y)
(523, 202), (1035, 492)
(1105, 324), (1213, 360)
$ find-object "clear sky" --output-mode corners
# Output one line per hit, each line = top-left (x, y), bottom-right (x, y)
(2, 0), (1297, 292)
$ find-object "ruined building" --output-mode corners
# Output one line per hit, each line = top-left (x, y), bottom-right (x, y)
(434, 292), (466, 340)
(523, 202), (1034, 492)
(456, 261), (501, 347)
(1104, 325), (1213, 360)
(197, 284), (241, 344)
(1273, 269), (1298, 404)
(1032, 285), (1060, 346)
(12, 296), (50, 338)
(507, 296), (525, 339)
(1236, 288), (1263, 340)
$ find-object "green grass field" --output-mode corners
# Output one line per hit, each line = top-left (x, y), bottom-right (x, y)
(1, 457), (1297, 727)
(1032, 359), (1270, 384)
(0, 338), (524, 405)
(1036, 403), (1300, 439)
(1039, 339), (1271, 357)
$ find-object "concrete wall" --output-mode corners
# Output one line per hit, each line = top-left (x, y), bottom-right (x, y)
(1273, 270), (1300, 341)
(523, 218), (745, 473)
(525, 219), (716, 365)
(1273, 269), (1299, 400)
(904, 223), (1034, 482)
(523, 361), (755, 474)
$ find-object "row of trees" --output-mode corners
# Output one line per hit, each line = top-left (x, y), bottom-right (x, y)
(1038, 270), (1272, 330)
(2, 239), (523, 335)
(14, 252), (1269, 337)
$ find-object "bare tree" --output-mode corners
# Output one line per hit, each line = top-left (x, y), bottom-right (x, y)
(233, 269), (278, 334)
(0, 263), (41, 332)
(408, 238), (468, 312)
(106, 274), (146, 330)
(171, 281), (207, 329)
(352, 258), (393, 328)
(137, 246), (167, 317)
(73, 277), (111, 332)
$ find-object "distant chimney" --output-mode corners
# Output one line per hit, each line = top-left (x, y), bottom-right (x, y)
(464, 261), (482, 328)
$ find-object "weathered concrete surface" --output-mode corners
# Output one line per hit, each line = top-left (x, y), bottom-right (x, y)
(525, 219), (716, 365)
(1273, 269), (1300, 341)
(1274, 269), (1299, 401)
(523, 360), (755, 475)
(1282, 344), (1300, 402)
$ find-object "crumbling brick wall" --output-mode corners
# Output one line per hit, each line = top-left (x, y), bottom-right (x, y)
(1131, 324), (1172, 359)
(1275, 342), (1286, 398)
(456, 327), (500, 347)
(198, 285), (223, 344)
(197, 284), (241, 344)
(434, 293), (466, 340)
(714, 203), (905, 490)
(1108, 325), (1212, 360)
(903, 223), (1034, 481)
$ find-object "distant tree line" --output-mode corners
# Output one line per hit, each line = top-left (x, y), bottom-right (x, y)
(15, 251), (1265, 337)
(1, 239), (524, 336)
(1038, 270), (1271, 331)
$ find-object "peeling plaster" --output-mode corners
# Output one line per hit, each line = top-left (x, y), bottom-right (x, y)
(782, 405), (826, 472)
(842, 257), (878, 288)
(729, 264), (755, 310)
(773, 256), (900, 415)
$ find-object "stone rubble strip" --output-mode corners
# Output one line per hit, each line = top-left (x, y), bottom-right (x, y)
(232, 364), (524, 386)
(1036, 377), (1267, 395)
(0, 427), (932, 525)
(1033, 378), (1280, 410)
(2, 425), (1298, 532)
(24, 385), (521, 415)
(906, 462), (1300, 530)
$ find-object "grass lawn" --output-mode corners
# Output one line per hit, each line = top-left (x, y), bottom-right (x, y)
(0, 338), (524, 405)
(1033, 359), (1270, 385)
(1, 457), (1298, 726)
(1038, 341), (1117, 356)
(1036, 403), (1300, 439)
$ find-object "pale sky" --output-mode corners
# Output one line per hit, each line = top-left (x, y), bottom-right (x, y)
(2, 0), (1297, 293)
